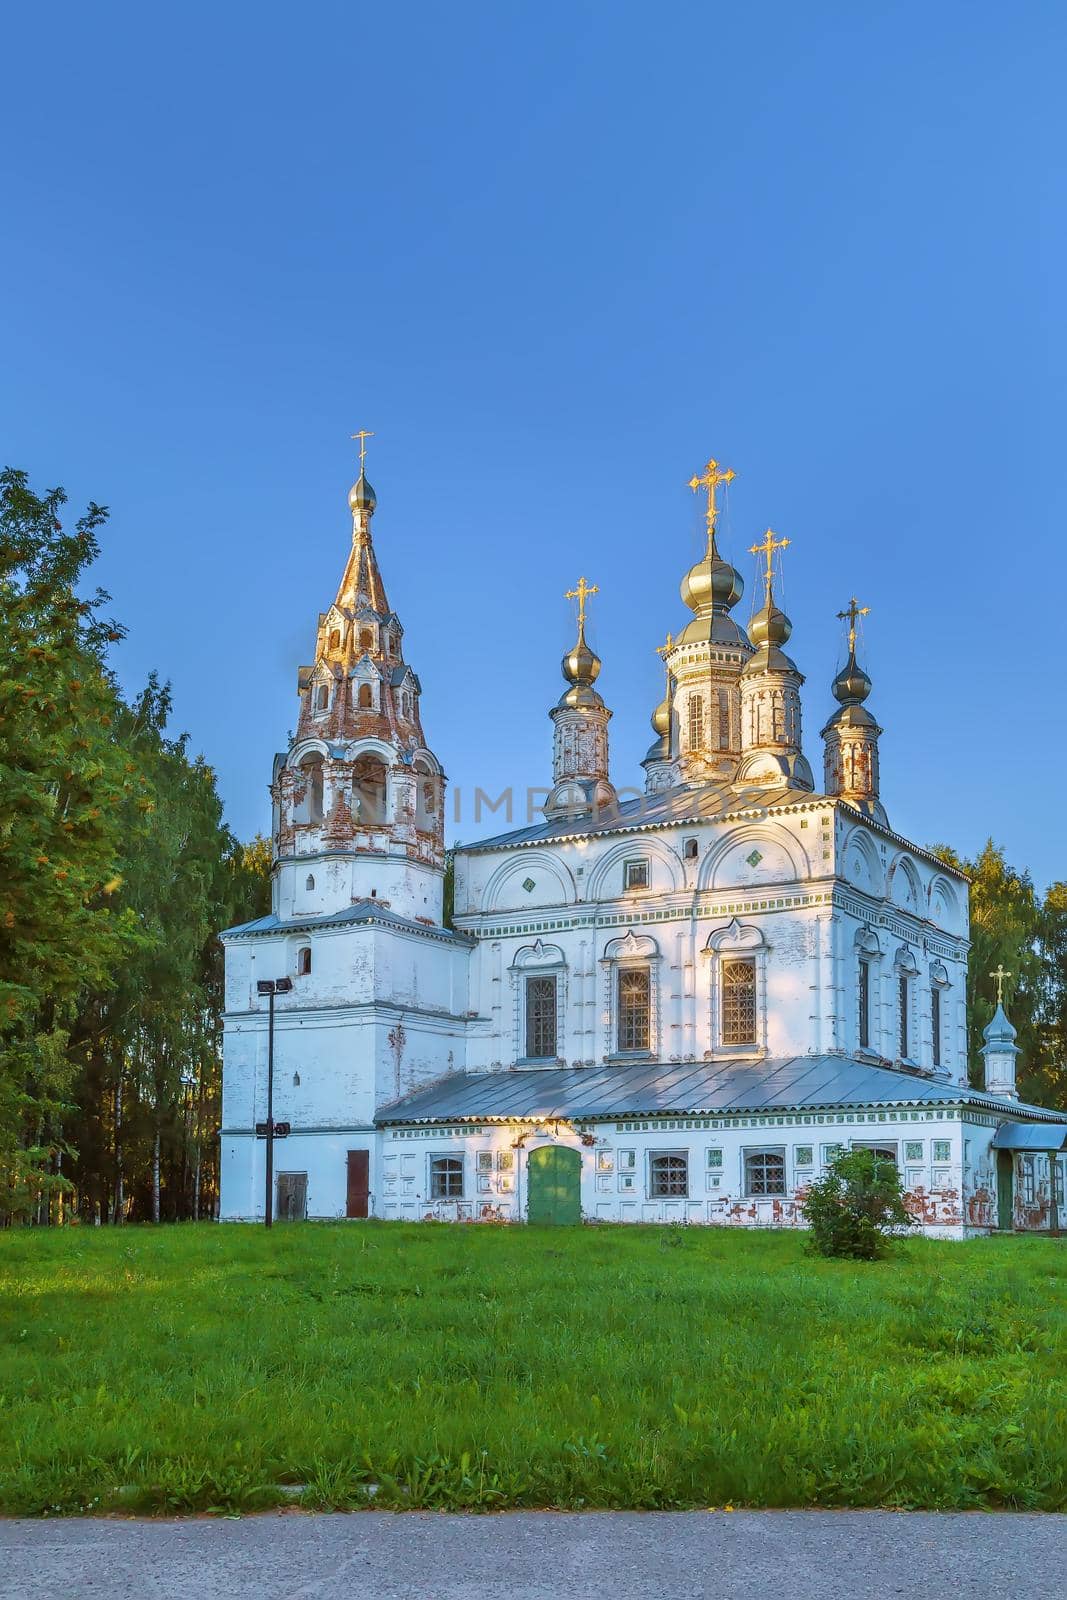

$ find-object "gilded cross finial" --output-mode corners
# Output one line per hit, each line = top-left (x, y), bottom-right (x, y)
(351, 429), (374, 471)
(688, 458), (735, 542)
(837, 596), (870, 654)
(565, 576), (599, 633)
(990, 964), (1011, 1006)
(749, 528), (791, 601)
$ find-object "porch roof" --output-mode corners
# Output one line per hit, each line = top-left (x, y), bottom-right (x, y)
(374, 1056), (1060, 1127)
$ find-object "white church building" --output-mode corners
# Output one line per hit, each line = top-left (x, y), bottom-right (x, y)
(219, 455), (1066, 1236)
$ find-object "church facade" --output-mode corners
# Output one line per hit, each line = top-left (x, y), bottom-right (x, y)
(219, 456), (1066, 1235)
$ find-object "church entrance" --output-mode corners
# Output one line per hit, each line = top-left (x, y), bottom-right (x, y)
(526, 1144), (581, 1225)
(346, 1149), (370, 1218)
(996, 1149), (1014, 1231)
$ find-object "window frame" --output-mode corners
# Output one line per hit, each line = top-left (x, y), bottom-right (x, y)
(687, 694), (705, 750)
(524, 973), (558, 1061)
(858, 958), (871, 1051)
(648, 1149), (689, 1199)
(743, 1146), (787, 1198)
(720, 956), (758, 1047)
(616, 965), (652, 1053)
(898, 972), (910, 1058)
(623, 859), (650, 892)
(429, 1154), (464, 1200)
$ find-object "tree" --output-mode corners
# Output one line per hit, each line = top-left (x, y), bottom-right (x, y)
(929, 840), (1048, 1101)
(0, 469), (145, 1217)
(803, 1148), (913, 1259)
(1, 468), (272, 1223)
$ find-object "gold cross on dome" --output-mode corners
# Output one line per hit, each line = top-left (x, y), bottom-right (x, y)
(749, 528), (791, 599)
(688, 458), (735, 533)
(837, 596), (871, 654)
(990, 964), (1011, 1006)
(565, 576), (599, 630)
(351, 429), (374, 470)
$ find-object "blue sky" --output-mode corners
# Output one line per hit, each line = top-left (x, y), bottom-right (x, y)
(3, 2), (1064, 889)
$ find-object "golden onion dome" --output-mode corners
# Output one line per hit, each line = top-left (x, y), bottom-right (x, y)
(832, 649), (872, 705)
(680, 547), (744, 615)
(561, 625), (600, 688)
(651, 694), (671, 736)
(748, 601), (791, 649)
(348, 470), (377, 513)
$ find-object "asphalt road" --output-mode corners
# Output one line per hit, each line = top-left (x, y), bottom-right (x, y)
(1, 1509), (1062, 1599)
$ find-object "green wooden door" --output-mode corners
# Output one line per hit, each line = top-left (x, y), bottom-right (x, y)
(996, 1150), (1014, 1231)
(527, 1145), (582, 1225)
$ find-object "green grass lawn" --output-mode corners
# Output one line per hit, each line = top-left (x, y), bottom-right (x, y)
(0, 1222), (1064, 1515)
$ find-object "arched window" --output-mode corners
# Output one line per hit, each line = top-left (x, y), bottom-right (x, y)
(359, 628), (373, 653)
(352, 753), (387, 824)
(617, 968), (651, 1051)
(721, 960), (757, 1045)
(305, 874), (315, 891)
(297, 946), (312, 976)
(358, 682), (373, 709)
(401, 690), (411, 719)
(314, 684), (329, 713)
(683, 838), (698, 861)
(295, 754), (324, 823)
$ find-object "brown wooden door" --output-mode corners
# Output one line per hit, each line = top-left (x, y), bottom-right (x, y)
(346, 1149), (370, 1218)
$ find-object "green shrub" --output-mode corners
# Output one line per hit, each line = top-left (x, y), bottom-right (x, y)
(803, 1148), (913, 1259)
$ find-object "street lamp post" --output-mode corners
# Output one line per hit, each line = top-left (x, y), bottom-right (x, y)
(256, 977), (293, 1228)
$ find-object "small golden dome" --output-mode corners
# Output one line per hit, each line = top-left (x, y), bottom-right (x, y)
(651, 694), (671, 736)
(832, 649), (872, 705)
(561, 625), (600, 688)
(749, 601), (792, 649)
(348, 470), (377, 513)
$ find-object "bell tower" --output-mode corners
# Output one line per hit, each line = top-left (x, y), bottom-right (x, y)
(545, 576), (616, 818)
(644, 456), (753, 792)
(271, 437), (447, 924)
(735, 529), (814, 791)
(820, 597), (887, 827)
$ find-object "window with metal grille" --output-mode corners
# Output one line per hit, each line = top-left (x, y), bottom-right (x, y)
(898, 974), (910, 1057)
(688, 694), (704, 749)
(525, 975), (557, 1059)
(649, 1151), (688, 1198)
(721, 958), (757, 1046)
(718, 688), (730, 749)
(623, 859), (649, 890)
(859, 960), (871, 1049)
(617, 967), (651, 1051)
(429, 1156), (464, 1199)
(744, 1148), (786, 1196)
(931, 986), (942, 1067)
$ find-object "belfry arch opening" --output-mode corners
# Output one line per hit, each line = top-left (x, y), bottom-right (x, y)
(353, 753), (388, 824)
(295, 753), (324, 823)
(414, 758), (439, 830)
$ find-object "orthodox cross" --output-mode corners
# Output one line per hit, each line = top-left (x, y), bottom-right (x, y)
(749, 527), (791, 601)
(565, 576), (599, 631)
(688, 457), (735, 534)
(990, 964), (1011, 1006)
(351, 429), (374, 470)
(837, 596), (870, 654)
